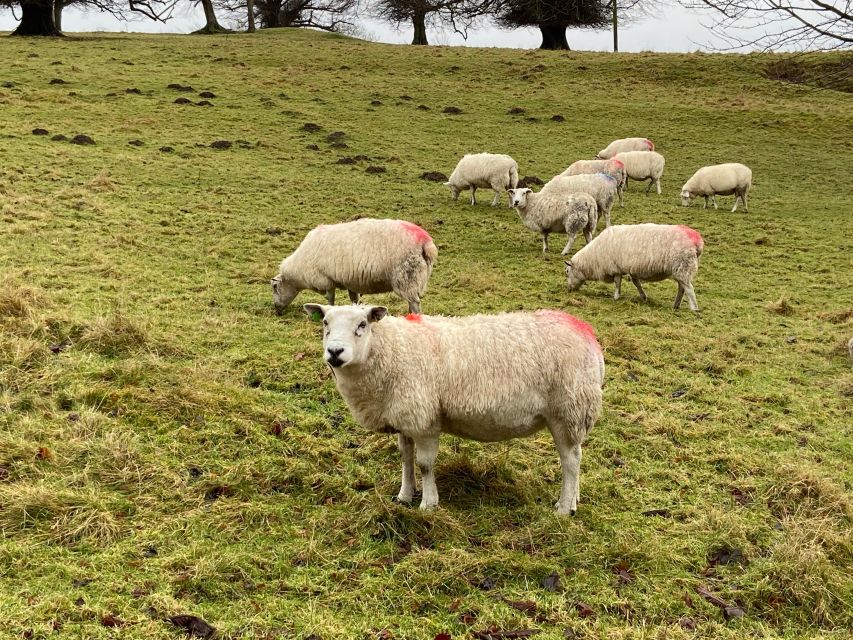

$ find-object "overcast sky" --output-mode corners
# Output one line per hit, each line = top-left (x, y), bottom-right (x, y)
(0, 3), (737, 52)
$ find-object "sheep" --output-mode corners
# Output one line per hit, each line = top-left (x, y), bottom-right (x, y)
(445, 153), (519, 206)
(560, 159), (627, 206)
(302, 304), (604, 515)
(681, 163), (752, 212)
(540, 173), (618, 228)
(564, 223), (704, 312)
(271, 218), (437, 314)
(613, 150), (666, 195)
(596, 137), (654, 159)
(508, 188), (598, 256)
(849, 337), (853, 362)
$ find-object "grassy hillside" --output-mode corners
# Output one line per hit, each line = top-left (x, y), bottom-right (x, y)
(0, 30), (851, 640)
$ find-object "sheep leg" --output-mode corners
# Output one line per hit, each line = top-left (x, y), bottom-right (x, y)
(732, 191), (742, 213)
(632, 277), (647, 301)
(560, 232), (577, 256)
(655, 177), (661, 195)
(490, 190), (501, 207)
(743, 191), (749, 212)
(583, 228), (593, 244)
(645, 178), (654, 193)
(603, 206), (612, 228)
(413, 435), (440, 510)
(541, 233), (549, 254)
(470, 186), (477, 205)
(396, 434), (416, 504)
(703, 196), (708, 209)
(613, 274), (622, 300)
(682, 282), (699, 312)
(347, 290), (360, 304)
(618, 185), (624, 207)
(551, 434), (582, 516)
(712, 195), (718, 210)
(674, 283), (685, 309)
(326, 289), (336, 305)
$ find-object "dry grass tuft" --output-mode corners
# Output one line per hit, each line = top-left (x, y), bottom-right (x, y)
(601, 325), (643, 361)
(766, 295), (795, 316)
(765, 464), (852, 520)
(0, 483), (124, 544)
(77, 311), (150, 357)
(85, 169), (116, 192)
(817, 308), (853, 324)
(0, 282), (45, 318)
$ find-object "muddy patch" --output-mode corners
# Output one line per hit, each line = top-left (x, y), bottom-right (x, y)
(420, 171), (448, 182)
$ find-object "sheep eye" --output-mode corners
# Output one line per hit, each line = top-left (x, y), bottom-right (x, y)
(323, 320), (328, 327)
(356, 321), (367, 332)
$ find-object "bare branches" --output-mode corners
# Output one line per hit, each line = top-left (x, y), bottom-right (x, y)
(686, 0), (853, 50)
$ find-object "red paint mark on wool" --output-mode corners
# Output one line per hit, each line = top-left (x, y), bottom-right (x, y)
(399, 221), (432, 245)
(535, 309), (600, 350)
(678, 225), (704, 249)
(609, 159), (624, 169)
(405, 313), (423, 322)
(645, 139), (655, 150)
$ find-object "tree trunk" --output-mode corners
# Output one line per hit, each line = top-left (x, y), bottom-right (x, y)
(612, 0), (618, 52)
(411, 11), (428, 45)
(12, 0), (63, 36)
(247, 0), (256, 32)
(53, 0), (63, 33)
(538, 23), (569, 50)
(193, 0), (229, 33)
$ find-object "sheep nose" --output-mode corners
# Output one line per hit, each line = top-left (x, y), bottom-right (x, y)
(327, 347), (344, 359)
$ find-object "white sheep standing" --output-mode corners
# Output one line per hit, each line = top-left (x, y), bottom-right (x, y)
(541, 173), (618, 228)
(596, 137), (654, 159)
(681, 163), (752, 212)
(271, 218), (437, 314)
(560, 159), (627, 206)
(508, 188), (598, 255)
(444, 153), (519, 206)
(565, 223), (704, 312)
(302, 304), (604, 515)
(848, 337), (853, 363)
(613, 150), (666, 195)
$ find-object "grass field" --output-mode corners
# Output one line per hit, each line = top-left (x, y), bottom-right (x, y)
(0, 29), (851, 640)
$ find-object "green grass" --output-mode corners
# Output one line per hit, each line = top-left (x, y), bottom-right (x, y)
(1, 29), (852, 640)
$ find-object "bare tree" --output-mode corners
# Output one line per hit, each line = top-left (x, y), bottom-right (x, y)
(495, 0), (610, 49)
(193, 0), (230, 31)
(372, 0), (494, 45)
(684, 0), (852, 50)
(219, 0), (356, 30)
(3, 0), (176, 35)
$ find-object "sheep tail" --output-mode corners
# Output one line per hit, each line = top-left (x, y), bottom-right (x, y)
(422, 240), (438, 266)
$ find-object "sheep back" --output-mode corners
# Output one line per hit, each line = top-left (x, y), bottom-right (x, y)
(682, 163), (752, 197)
(612, 150), (665, 180)
(447, 153), (519, 190)
(597, 137), (654, 159)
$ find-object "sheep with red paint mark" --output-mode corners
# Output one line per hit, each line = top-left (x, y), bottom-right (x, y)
(565, 223), (704, 312)
(444, 152), (519, 206)
(302, 304), (604, 516)
(596, 137), (654, 160)
(271, 218), (437, 314)
(560, 158), (627, 206)
(540, 173), (618, 228)
(507, 188), (598, 256)
(681, 163), (752, 212)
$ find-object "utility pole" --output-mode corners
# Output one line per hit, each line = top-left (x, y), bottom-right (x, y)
(612, 0), (618, 52)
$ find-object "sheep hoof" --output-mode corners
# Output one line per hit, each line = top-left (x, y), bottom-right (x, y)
(392, 495), (413, 505)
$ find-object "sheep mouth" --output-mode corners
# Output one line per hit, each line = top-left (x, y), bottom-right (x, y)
(327, 356), (347, 368)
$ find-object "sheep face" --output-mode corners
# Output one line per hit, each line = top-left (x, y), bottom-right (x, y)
(680, 189), (693, 206)
(507, 188), (531, 208)
(271, 276), (299, 314)
(564, 261), (585, 291)
(444, 181), (461, 200)
(303, 304), (388, 369)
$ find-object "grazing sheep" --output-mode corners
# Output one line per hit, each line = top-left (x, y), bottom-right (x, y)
(508, 188), (598, 255)
(565, 223), (704, 312)
(849, 337), (853, 362)
(541, 173), (618, 228)
(445, 153), (519, 206)
(681, 163), (752, 212)
(560, 159), (627, 206)
(271, 218), (437, 314)
(302, 304), (604, 515)
(613, 150), (666, 195)
(596, 137), (654, 159)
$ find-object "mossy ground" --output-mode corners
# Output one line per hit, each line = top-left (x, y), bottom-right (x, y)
(0, 30), (851, 640)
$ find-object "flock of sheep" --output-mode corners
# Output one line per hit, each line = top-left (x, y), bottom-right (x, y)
(270, 137), (755, 514)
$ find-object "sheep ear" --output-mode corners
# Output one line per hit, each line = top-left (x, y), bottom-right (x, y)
(367, 306), (388, 323)
(303, 303), (328, 322)
(564, 261), (572, 268)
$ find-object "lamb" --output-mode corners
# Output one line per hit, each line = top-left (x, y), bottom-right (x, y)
(560, 159), (627, 206)
(271, 218), (437, 314)
(564, 223), (704, 312)
(613, 150), (666, 195)
(508, 188), (598, 255)
(596, 137), (654, 159)
(540, 173), (618, 228)
(302, 304), (604, 515)
(445, 153), (519, 206)
(681, 163), (752, 212)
